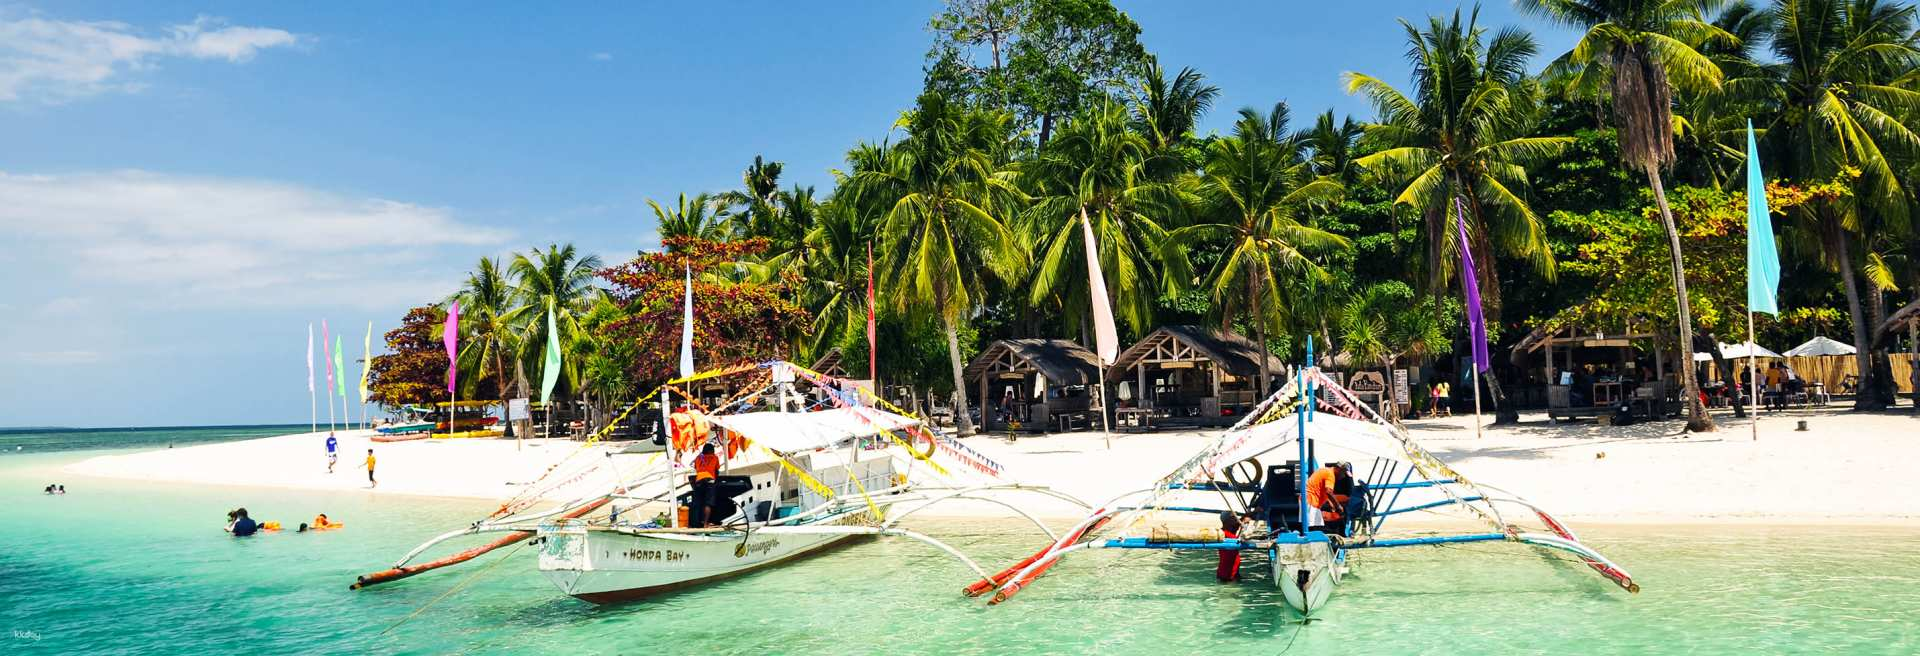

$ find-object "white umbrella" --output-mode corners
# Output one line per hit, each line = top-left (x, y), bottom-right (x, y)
(1784, 335), (1856, 357)
(1694, 341), (1783, 361)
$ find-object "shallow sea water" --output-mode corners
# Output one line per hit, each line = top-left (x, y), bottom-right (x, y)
(3, 429), (1917, 655)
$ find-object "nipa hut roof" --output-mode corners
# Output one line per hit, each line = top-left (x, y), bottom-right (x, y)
(1109, 325), (1287, 377)
(962, 339), (1105, 385)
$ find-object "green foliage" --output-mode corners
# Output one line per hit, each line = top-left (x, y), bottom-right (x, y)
(924, 0), (1151, 147)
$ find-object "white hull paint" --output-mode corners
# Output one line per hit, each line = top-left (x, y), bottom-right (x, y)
(1272, 536), (1339, 616)
(537, 507), (883, 603)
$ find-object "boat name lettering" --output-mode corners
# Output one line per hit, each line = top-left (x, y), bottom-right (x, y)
(735, 538), (781, 558)
(622, 548), (688, 562)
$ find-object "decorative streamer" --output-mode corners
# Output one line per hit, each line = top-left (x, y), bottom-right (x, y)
(678, 266), (694, 378)
(444, 302), (460, 393)
(359, 321), (372, 404)
(1454, 196), (1490, 373)
(541, 301), (562, 403)
(1746, 120), (1780, 316)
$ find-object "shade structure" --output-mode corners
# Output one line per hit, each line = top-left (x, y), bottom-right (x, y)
(1784, 336), (1856, 357)
(1695, 341), (1783, 361)
(704, 406), (920, 453)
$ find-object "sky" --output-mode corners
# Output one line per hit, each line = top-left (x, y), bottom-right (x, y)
(0, 2), (1577, 427)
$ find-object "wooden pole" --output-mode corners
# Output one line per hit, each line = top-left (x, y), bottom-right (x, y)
(1748, 312), (1759, 442)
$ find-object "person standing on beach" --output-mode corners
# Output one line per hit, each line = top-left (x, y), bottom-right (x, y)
(325, 433), (338, 473)
(362, 449), (377, 488)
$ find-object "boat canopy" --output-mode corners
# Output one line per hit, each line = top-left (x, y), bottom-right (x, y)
(706, 406), (921, 453)
(1194, 411), (1412, 480)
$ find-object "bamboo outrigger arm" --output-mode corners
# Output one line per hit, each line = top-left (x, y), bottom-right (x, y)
(351, 495), (612, 590)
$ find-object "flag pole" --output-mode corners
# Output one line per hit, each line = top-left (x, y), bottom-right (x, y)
(309, 323), (317, 435)
(1748, 314), (1759, 441)
(1472, 365), (1483, 440)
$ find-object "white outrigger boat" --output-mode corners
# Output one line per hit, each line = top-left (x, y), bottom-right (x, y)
(976, 342), (1639, 616)
(354, 360), (1083, 603)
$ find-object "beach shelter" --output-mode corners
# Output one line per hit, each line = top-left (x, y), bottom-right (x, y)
(1785, 336), (1855, 357)
(1109, 326), (1286, 426)
(963, 339), (1104, 432)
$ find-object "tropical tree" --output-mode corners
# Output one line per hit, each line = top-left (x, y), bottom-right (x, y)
(1519, 0), (1741, 431)
(1753, 0), (1920, 409)
(649, 193), (734, 243)
(508, 244), (605, 401)
(1175, 103), (1348, 396)
(1345, 8), (1567, 422)
(1130, 61), (1219, 179)
(1339, 282), (1455, 407)
(1021, 100), (1190, 337)
(450, 257), (523, 436)
(924, 0), (1152, 147)
(848, 91), (1025, 436)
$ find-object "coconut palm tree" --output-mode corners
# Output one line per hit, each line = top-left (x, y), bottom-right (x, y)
(1174, 103), (1349, 396)
(1131, 61), (1219, 180)
(1518, 0), (1736, 430)
(1340, 282), (1453, 406)
(508, 244), (605, 401)
(1021, 100), (1191, 336)
(1345, 9), (1566, 423)
(1753, 0), (1920, 409)
(848, 91), (1024, 436)
(1345, 8), (1566, 317)
(450, 257), (523, 437)
(649, 193), (733, 244)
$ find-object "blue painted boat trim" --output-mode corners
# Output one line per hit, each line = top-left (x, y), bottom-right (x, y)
(1346, 533), (1507, 549)
(1101, 537), (1252, 550)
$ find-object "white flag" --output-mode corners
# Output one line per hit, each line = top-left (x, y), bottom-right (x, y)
(306, 323), (315, 393)
(1081, 209), (1119, 364)
(678, 266), (695, 378)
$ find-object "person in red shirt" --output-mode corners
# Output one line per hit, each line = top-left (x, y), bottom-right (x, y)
(1216, 512), (1243, 582)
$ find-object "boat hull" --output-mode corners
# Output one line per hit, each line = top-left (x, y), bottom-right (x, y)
(1271, 533), (1339, 616)
(537, 508), (881, 603)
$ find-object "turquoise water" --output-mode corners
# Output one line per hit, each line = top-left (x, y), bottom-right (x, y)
(4, 436), (1918, 655)
(1, 425), (309, 454)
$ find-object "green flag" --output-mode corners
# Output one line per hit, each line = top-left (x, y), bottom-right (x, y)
(334, 335), (348, 402)
(540, 302), (562, 402)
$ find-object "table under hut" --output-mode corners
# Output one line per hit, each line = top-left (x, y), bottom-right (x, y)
(963, 339), (1105, 433)
(1510, 325), (1676, 422)
(1109, 325), (1285, 428)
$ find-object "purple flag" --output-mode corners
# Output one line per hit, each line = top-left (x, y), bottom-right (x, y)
(1456, 196), (1489, 373)
(444, 302), (460, 393)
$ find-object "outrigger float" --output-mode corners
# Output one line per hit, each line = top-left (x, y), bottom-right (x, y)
(351, 360), (1083, 602)
(971, 341), (1639, 616)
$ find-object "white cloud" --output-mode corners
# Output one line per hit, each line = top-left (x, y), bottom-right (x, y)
(0, 14), (300, 102)
(0, 170), (512, 309)
(35, 296), (93, 316)
(12, 350), (104, 365)
(590, 52), (613, 61)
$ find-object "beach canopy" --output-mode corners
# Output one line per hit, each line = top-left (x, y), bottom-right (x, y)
(1785, 336), (1856, 357)
(706, 406), (920, 453)
(1694, 341), (1783, 361)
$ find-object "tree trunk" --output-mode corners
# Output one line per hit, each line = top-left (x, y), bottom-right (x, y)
(1867, 282), (1896, 407)
(1038, 113), (1055, 150)
(1646, 165), (1714, 431)
(1834, 232), (1884, 410)
(1250, 269), (1271, 398)
(495, 350), (515, 439)
(942, 314), (977, 436)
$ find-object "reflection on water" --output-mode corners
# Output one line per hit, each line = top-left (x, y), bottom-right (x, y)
(4, 450), (1917, 655)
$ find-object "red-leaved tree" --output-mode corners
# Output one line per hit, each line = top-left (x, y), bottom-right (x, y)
(598, 236), (809, 386)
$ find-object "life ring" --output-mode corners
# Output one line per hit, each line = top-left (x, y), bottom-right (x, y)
(910, 427), (939, 460)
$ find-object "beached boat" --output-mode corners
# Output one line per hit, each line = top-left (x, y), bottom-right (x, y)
(354, 361), (1077, 604)
(979, 350), (1638, 617)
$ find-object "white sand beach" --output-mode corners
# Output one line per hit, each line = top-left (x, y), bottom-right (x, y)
(65, 408), (1920, 525)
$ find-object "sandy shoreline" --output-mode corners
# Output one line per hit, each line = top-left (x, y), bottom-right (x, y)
(63, 407), (1920, 526)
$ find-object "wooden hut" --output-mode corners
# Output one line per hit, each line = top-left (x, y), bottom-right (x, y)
(963, 339), (1104, 432)
(810, 348), (848, 377)
(1109, 326), (1286, 427)
(1511, 325), (1673, 420)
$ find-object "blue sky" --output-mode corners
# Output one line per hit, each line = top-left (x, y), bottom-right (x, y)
(0, 2), (1575, 427)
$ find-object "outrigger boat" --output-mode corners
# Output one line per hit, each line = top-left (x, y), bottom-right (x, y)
(353, 360), (1082, 603)
(975, 342), (1638, 616)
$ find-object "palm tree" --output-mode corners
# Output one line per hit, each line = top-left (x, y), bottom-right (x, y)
(1517, 0), (1734, 430)
(1755, 0), (1919, 409)
(1131, 61), (1219, 180)
(1301, 110), (1367, 184)
(649, 193), (733, 244)
(1340, 282), (1452, 407)
(848, 92), (1024, 436)
(1174, 103), (1349, 396)
(1345, 9), (1566, 316)
(1346, 9), (1566, 423)
(1021, 100), (1191, 337)
(508, 244), (605, 402)
(451, 257), (523, 437)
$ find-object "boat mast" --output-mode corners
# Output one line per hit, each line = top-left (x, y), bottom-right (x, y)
(1298, 336), (1312, 536)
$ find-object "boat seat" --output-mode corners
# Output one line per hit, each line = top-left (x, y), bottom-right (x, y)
(1261, 463), (1303, 532)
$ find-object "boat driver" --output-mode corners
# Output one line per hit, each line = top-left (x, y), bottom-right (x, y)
(689, 444), (722, 527)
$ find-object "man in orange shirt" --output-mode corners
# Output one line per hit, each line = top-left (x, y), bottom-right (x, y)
(1304, 462), (1352, 535)
(688, 444), (721, 527)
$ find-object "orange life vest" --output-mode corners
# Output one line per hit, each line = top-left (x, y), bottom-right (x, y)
(669, 409), (711, 452)
(692, 452), (721, 481)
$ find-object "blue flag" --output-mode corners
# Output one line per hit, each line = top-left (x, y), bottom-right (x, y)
(1746, 120), (1780, 315)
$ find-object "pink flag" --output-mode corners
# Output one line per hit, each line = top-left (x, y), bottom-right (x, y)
(322, 319), (334, 389)
(444, 302), (460, 393)
(867, 241), (877, 383)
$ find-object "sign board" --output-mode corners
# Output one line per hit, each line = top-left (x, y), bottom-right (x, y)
(1349, 371), (1386, 393)
(1393, 369), (1411, 408)
(506, 398), (529, 421)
